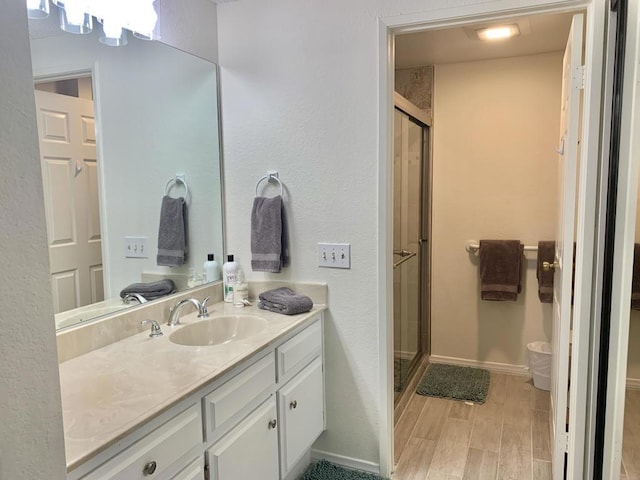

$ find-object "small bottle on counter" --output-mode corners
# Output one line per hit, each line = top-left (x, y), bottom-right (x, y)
(187, 268), (202, 288)
(203, 253), (221, 283)
(223, 254), (239, 302)
(233, 269), (249, 307)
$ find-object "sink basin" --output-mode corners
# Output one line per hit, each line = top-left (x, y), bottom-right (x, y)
(169, 315), (268, 346)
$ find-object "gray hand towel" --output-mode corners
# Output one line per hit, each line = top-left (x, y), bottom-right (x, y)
(157, 195), (188, 267)
(251, 195), (289, 273)
(632, 244), (640, 310)
(119, 279), (176, 301)
(479, 240), (523, 301)
(257, 287), (313, 315)
(536, 241), (555, 303)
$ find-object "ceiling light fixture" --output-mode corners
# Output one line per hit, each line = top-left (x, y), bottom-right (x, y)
(476, 24), (520, 41)
(26, 0), (159, 46)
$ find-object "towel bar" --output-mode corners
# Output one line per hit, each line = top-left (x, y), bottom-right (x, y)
(465, 240), (538, 255)
(255, 171), (284, 197)
(164, 175), (190, 203)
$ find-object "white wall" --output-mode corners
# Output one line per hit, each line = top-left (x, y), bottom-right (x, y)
(30, 31), (223, 298)
(0, 1), (66, 478)
(431, 53), (562, 368)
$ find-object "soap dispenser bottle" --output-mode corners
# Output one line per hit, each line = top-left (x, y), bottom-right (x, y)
(203, 254), (220, 283)
(223, 255), (239, 302)
(233, 269), (249, 307)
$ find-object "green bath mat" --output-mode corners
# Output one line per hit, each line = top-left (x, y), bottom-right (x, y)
(416, 364), (490, 404)
(301, 460), (388, 480)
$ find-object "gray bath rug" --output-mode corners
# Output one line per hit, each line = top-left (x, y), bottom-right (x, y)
(301, 460), (388, 480)
(416, 363), (490, 404)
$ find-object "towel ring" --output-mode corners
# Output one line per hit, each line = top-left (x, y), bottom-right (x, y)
(164, 176), (190, 203)
(255, 172), (284, 197)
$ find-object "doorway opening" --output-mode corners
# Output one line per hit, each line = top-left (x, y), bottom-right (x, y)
(34, 75), (104, 327)
(387, 7), (592, 480)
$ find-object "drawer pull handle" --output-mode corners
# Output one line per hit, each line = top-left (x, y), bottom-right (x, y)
(268, 419), (277, 429)
(143, 461), (157, 476)
(290, 400), (298, 409)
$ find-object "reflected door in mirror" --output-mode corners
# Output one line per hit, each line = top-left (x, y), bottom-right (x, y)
(35, 89), (104, 314)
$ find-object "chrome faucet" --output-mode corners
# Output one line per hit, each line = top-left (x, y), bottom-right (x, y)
(123, 293), (148, 304)
(167, 296), (211, 326)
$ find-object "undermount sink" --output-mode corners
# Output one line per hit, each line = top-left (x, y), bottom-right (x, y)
(169, 315), (268, 347)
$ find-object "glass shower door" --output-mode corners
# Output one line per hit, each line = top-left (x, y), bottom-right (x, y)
(393, 108), (425, 396)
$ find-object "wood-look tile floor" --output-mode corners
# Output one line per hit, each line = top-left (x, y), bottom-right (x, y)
(393, 373), (551, 480)
(622, 388), (640, 480)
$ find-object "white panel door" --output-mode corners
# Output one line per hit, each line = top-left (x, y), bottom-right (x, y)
(207, 398), (279, 480)
(551, 13), (583, 480)
(34, 90), (103, 313)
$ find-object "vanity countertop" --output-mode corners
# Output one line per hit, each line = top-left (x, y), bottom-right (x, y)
(58, 301), (326, 472)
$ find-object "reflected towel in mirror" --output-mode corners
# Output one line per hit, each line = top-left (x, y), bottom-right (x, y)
(120, 279), (176, 301)
(157, 195), (188, 267)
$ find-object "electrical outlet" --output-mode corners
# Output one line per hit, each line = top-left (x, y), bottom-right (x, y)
(318, 243), (350, 269)
(125, 236), (149, 258)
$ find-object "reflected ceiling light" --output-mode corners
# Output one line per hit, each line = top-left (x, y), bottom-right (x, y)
(99, 19), (128, 46)
(27, 0), (159, 45)
(26, 0), (50, 19)
(57, 0), (93, 34)
(476, 24), (520, 41)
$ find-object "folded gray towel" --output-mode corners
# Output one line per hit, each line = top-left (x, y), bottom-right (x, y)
(119, 279), (176, 301)
(479, 240), (523, 301)
(157, 195), (188, 267)
(258, 287), (313, 315)
(251, 195), (289, 273)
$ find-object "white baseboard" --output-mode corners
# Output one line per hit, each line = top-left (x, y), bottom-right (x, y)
(311, 449), (380, 475)
(428, 355), (531, 376)
(627, 378), (640, 391)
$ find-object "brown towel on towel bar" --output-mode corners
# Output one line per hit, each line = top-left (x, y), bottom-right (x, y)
(479, 240), (523, 301)
(632, 244), (640, 310)
(537, 241), (555, 303)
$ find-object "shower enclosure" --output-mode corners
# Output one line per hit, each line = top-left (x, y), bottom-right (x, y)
(393, 96), (430, 399)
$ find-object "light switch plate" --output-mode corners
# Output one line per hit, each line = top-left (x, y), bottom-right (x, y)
(125, 236), (149, 258)
(318, 243), (350, 269)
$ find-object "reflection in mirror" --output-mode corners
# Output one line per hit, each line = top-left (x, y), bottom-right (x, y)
(28, 14), (224, 331)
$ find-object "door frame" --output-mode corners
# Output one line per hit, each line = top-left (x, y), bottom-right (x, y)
(596, 1), (640, 478)
(377, 1), (607, 477)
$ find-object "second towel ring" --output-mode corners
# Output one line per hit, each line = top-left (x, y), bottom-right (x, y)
(165, 176), (190, 203)
(255, 172), (284, 197)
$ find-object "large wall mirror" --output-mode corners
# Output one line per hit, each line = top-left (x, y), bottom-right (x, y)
(28, 14), (224, 331)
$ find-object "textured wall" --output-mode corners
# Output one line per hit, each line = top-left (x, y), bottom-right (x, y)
(431, 53), (562, 368)
(216, 0), (576, 468)
(0, 1), (67, 478)
(395, 66), (434, 119)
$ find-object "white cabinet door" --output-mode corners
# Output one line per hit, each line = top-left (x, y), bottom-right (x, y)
(278, 357), (324, 475)
(207, 398), (279, 480)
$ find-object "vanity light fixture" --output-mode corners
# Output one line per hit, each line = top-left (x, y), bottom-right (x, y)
(26, 0), (158, 45)
(26, 0), (49, 19)
(476, 24), (520, 41)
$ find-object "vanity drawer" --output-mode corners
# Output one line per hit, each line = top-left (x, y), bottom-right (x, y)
(203, 353), (276, 441)
(276, 318), (322, 383)
(169, 456), (205, 480)
(81, 404), (202, 480)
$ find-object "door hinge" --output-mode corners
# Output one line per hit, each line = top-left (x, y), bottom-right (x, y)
(577, 65), (586, 90)
(562, 431), (569, 453)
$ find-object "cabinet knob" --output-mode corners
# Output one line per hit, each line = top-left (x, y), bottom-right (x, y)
(290, 400), (298, 409)
(143, 460), (157, 476)
(268, 419), (277, 429)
